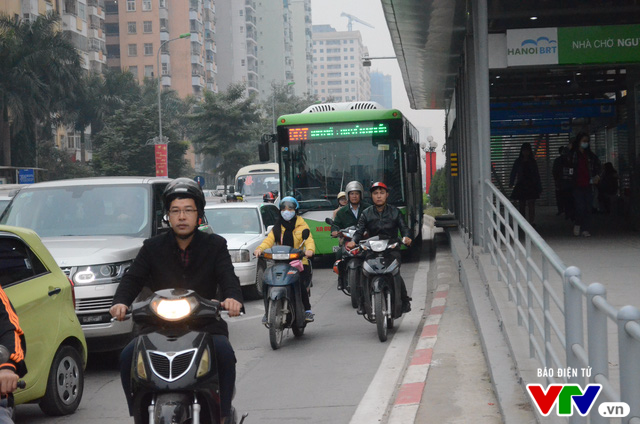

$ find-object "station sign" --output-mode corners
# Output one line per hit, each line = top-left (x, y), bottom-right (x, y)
(506, 24), (640, 67)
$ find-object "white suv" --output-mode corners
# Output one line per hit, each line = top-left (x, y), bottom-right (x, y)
(0, 177), (172, 351)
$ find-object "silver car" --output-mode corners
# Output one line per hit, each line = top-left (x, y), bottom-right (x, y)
(0, 177), (173, 351)
(204, 202), (280, 299)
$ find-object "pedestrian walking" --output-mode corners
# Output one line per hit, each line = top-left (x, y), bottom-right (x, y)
(567, 132), (602, 237)
(509, 142), (542, 226)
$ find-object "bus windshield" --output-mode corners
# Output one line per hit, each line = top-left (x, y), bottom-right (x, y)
(281, 134), (405, 211)
(235, 173), (279, 197)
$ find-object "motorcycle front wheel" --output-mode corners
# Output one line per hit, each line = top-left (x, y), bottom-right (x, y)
(347, 267), (359, 308)
(268, 298), (284, 350)
(373, 290), (388, 342)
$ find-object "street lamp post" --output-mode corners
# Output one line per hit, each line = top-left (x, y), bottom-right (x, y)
(420, 135), (438, 195)
(155, 32), (190, 176)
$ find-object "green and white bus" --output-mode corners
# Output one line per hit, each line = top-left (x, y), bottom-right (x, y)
(260, 102), (423, 256)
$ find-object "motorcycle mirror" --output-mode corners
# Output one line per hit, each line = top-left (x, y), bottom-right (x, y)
(324, 217), (333, 225)
(302, 229), (310, 240)
(0, 346), (8, 364)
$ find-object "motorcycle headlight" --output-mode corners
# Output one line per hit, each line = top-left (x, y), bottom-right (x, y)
(229, 249), (251, 263)
(136, 351), (147, 380)
(369, 240), (388, 252)
(73, 261), (132, 285)
(151, 297), (198, 321)
(196, 347), (211, 378)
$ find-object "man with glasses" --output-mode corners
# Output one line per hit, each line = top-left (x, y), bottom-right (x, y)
(110, 178), (243, 424)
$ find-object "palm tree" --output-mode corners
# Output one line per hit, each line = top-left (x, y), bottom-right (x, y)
(0, 12), (82, 166)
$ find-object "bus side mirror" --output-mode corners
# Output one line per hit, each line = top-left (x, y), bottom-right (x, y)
(406, 145), (418, 173)
(258, 143), (270, 162)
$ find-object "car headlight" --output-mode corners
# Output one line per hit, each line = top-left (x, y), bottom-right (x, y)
(73, 261), (132, 285)
(229, 249), (251, 263)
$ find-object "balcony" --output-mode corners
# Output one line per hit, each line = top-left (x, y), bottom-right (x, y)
(192, 76), (203, 87)
(161, 75), (172, 87)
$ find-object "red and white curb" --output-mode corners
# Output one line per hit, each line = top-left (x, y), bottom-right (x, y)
(387, 283), (450, 424)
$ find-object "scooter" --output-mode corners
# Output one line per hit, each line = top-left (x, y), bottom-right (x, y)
(128, 289), (247, 424)
(261, 229), (310, 350)
(326, 218), (364, 309)
(358, 236), (405, 342)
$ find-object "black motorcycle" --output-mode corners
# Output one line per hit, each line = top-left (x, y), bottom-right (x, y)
(358, 236), (405, 342)
(128, 289), (246, 424)
(326, 218), (364, 309)
(261, 229), (310, 350)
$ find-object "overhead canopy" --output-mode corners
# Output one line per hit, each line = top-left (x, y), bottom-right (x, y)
(382, 0), (640, 110)
(381, 0), (467, 110)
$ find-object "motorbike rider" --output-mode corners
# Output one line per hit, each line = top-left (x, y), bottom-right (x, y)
(332, 191), (348, 218)
(0, 287), (26, 424)
(254, 196), (316, 323)
(346, 182), (413, 313)
(330, 181), (371, 290)
(110, 178), (243, 424)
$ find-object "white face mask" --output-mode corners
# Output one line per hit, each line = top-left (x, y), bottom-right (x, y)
(281, 210), (295, 221)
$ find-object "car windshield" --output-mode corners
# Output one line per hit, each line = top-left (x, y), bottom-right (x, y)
(0, 185), (152, 237)
(205, 207), (261, 235)
(0, 200), (9, 215)
(236, 173), (279, 197)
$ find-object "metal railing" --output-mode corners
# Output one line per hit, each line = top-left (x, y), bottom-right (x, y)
(484, 180), (640, 424)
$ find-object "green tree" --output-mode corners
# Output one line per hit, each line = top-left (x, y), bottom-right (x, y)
(261, 82), (320, 135)
(0, 12), (82, 166)
(92, 103), (188, 177)
(190, 83), (262, 183)
(429, 167), (448, 209)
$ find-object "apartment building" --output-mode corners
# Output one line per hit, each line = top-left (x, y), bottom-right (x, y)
(290, 0), (313, 97)
(215, 0), (259, 97)
(371, 71), (392, 109)
(255, 0), (293, 99)
(312, 25), (370, 103)
(104, 0), (216, 98)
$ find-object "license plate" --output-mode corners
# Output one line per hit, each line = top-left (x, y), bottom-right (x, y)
(79, 314), (108, 324)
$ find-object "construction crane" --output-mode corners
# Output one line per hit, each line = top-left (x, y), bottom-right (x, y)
(340, 12), (374, 32)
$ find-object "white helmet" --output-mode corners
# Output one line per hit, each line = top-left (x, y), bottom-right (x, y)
(345, 181), (364, 197)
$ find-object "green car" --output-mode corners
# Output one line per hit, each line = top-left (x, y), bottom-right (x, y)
(0, 225), (87, 416)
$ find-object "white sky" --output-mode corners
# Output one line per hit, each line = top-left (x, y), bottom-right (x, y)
(310, 0), (446, 168)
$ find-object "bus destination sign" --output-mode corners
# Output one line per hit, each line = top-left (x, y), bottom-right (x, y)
(288, 122), (389, 141)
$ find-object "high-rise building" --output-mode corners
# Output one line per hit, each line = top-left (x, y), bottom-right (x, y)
(289, 0), (313, 97)
(255, 0), (294, 99)
(370, 71), (392, 109)
(104, 0), (216, 98)
(311, 25), (370, 103)
(215, 0), (259, 97)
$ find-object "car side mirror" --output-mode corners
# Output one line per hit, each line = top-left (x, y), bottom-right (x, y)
(266, 225), (274, 234)
(258, 143), (270, 162)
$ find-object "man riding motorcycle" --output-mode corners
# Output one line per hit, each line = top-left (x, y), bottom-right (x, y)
(110, 178), (243, 424)
(346, 182), (413, 313)
(330, 181), (371, 290)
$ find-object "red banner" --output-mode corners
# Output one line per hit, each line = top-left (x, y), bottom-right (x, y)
(425, 151), (437, 194)
(155, 144), (168, 177)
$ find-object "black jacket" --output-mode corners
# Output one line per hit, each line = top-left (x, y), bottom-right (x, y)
(112, 230), (243, 337)
(0, 289), (27, 377)
(353, 204), (411, 244)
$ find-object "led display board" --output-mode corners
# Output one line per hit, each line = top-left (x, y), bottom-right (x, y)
(288, 122), (389, 141)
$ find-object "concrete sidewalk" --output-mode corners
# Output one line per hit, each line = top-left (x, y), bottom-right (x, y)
(384, 220), (532, 424)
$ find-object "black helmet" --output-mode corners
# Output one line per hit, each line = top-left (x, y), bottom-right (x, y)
(163, 178), (206, 215)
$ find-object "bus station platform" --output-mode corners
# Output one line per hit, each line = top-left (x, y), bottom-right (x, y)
(429, 206), (640, 423)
